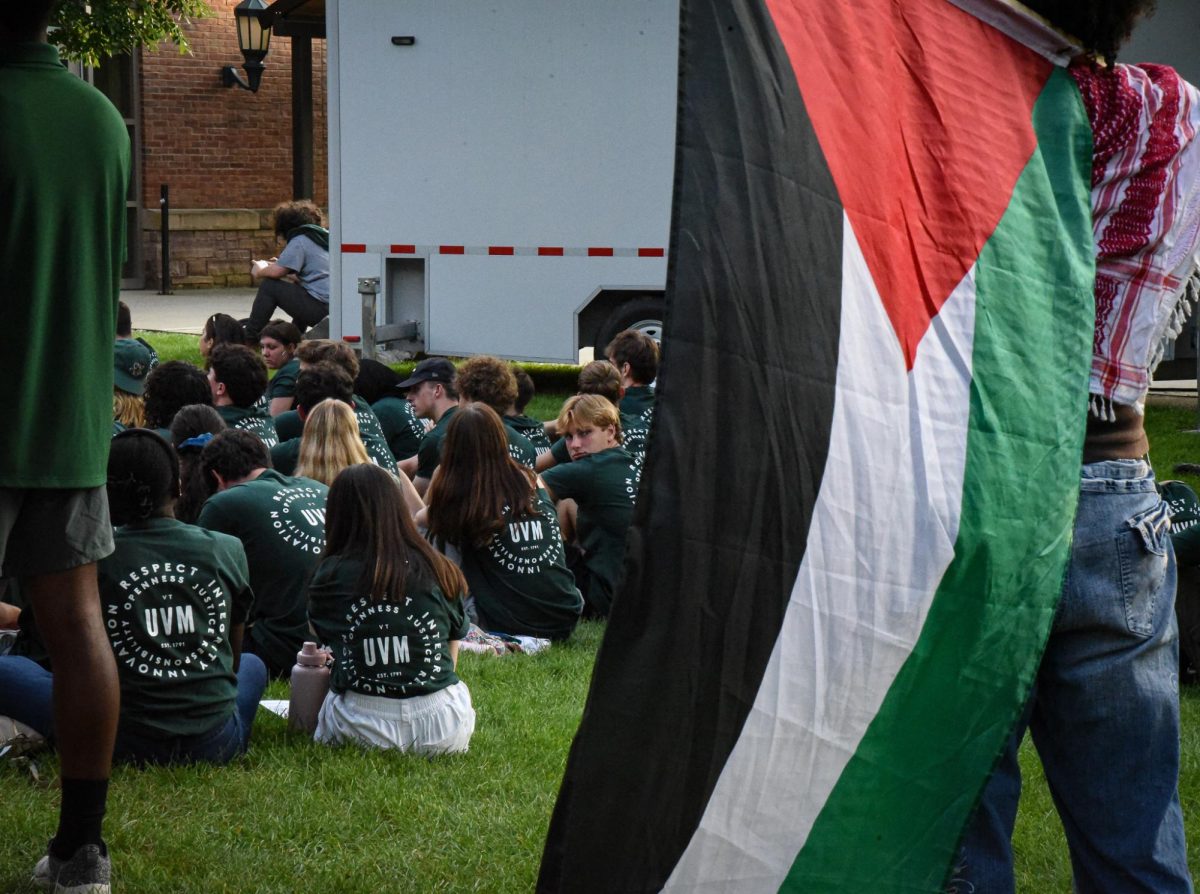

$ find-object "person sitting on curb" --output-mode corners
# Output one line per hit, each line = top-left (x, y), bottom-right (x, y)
(197, 430), (329, 679)
(0, 430), (266, 766)
(207, 343), (278, 448)
(246, 200), (330, 339)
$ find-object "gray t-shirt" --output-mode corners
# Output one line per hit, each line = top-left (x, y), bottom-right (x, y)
(277, 234), (330, 302)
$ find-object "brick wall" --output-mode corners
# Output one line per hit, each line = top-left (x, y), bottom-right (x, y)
(138, 0), (328, 288)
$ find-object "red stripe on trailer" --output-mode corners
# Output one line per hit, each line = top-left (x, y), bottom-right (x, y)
(637, 247), (665, 257)
(342, 244), (367, 253)
(588, 247), (614, 257)
(439, 245), (466, 254)
(489, 246), (515, 255)
(342, 335), (362, 343)
(390, 244), (416, 254)
(538, 246), (564, 256)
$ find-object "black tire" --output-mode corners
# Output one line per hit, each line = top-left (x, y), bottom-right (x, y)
(596, 296), (665, 352)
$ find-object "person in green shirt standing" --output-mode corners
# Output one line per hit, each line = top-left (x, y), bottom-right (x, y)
(1, 3), (127, 886)
(197, 430), (329, 678)
(541, 395), (642, 617)
(208, 344), (278, 448)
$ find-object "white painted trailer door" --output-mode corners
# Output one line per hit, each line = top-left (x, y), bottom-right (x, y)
(328, 0), (678, 361)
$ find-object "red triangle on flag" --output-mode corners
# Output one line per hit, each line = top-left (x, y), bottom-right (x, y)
(767, 0), (1052, 369)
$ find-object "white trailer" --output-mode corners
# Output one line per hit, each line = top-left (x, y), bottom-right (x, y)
(325, 0), (679, 362)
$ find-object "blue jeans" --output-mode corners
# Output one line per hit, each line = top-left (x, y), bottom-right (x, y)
(0, 652), (268, 765)
(956, 460), (1192, 893)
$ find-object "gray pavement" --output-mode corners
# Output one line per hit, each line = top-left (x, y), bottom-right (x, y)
(121, 287), (256, 335)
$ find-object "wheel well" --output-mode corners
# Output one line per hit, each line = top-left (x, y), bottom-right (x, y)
(578, 289), (664, 349)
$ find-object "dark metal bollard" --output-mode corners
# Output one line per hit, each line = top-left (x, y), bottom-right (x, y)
(158, 184), (172, 295)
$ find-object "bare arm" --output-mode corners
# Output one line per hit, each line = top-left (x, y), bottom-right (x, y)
(449, 639), (460, 668)
(535, 450), (558, 473)
(268, 396), (295, 416)
(397, 455), (419, 479)
(395, 470), (425, 517)
(414, 474), (431, 498)
(251, 260), (293, 281)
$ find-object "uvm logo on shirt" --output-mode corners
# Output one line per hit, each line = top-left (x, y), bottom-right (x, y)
(269, 486), (326, 554)
(108, 563), (228, 679)
(488, 503), (563, 574)
(341, 597), (445, 696)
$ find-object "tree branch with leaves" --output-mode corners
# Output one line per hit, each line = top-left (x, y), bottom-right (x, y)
(50, 0), (212, 67)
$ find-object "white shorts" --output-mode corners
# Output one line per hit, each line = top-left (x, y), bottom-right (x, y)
(313, 681), (475, 755)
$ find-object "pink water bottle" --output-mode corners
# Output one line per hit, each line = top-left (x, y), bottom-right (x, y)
(289, 642), (331, 734)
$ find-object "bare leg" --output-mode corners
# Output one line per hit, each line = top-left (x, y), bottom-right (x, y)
(28, 563), (119, 783)
(557, 498), (578, 546)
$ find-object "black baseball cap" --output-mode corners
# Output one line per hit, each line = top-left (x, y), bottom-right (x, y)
(397, 357), (456, 390)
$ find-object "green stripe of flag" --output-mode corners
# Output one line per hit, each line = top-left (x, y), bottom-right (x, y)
(785, 68), (1095, 892)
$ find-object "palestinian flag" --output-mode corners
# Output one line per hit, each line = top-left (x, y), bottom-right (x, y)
(539, 0), (1096, 891)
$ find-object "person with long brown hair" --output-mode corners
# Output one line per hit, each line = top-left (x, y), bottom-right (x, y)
(424, 403), (582, 641)
(307, 463), (475, 753)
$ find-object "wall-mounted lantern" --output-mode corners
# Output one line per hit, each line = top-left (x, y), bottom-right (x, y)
(220, 0), (272, 92)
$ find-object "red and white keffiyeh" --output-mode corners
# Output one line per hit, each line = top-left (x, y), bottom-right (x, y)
(1071, 61), (1200, 418)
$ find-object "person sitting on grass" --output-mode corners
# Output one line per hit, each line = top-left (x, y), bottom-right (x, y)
(197, 430), (328, 679)
(423, 403), (582, 641)
(505, 365), (553, 457)
(455, 355), (538, 470)
(540, 394), (641, 618)
(272, 340), (397, 473)
(207, 343), (278, 448)
(112, 337), (153, 434)
(143, 361), (212, 440)
(0, 430), (266, 765)
(399, 358), (461, 495)
(537, 360), (648, 473)
(116, 300), (158, 370)
(170, 404), (228, 525)
(199, 313), (246, 363)
(295, 399), (375, 487)
(307, 463), (475, 754)
(259, 320), (303, 416)
(270, 362), (357, 476)
(605, 329), (659, 424)
(356, 358), (427, 464)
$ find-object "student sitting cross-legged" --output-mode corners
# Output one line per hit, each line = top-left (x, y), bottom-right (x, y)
(0, 429), (267, 765)
(307, 463), (475, 754)
(422, 403), (582, 641)
(540, 394), (642, 618)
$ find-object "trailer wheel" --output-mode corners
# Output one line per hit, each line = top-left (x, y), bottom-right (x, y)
(596, 297), (665, 351)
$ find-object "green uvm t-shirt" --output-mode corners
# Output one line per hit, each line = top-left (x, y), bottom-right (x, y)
(308, 555), (469, 699)
(619, 385), (656, 426)
(541, 447), (641, 615)
(267, 357), (301, 400)
(506, 414), (552, 457)
(1, 41), (130, 487)
(461, 490), (583, 640)
(98, 518), (253, 738)
(216, 404), (279, 448)
(415, 406), (458, 481)
(372, 395), (426, 462)
(352, 395), (398, 471)
(501, 417), (538, 469)
(197, 470), (328, 673)
(550, 411), (648, 467)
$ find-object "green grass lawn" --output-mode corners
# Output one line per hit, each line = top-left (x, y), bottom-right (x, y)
(6, 335), (1199, 889)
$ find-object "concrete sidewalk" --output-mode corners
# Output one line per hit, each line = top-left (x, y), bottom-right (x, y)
(121, 287), (255, 335)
